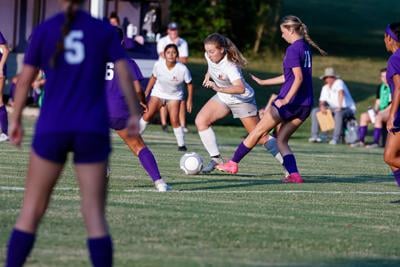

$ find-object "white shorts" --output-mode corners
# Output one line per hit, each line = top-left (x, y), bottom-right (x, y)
(211, 94), (258, 119)
(151, 89), (183, 101)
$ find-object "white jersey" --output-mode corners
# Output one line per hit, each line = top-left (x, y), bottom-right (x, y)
(205, 53), (254, 105)
(151, 59), (192, 100)
(319, 79), (356, 111)
(157, 35), (189, 58)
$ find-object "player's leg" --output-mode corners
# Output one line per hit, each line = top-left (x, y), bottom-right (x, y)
(159, 106), (169, 132)
(167, 100), (186, 151)
(0, 75), (8, 141)
(179, 100), (188, 132)
(367, 108), (390, 148)
(309, 107), (321, 142)
(5, 151), (64, 266)
(384, 132), (400, 186)
(195, 97), (230, 173)
(276, 118), (305, 183)
(240, 115), (287, 175)
(140, 96), (162, 134)
(116, 129), (170, 191)
(353, 112), (370, 147)
(216, 105), (281, 174)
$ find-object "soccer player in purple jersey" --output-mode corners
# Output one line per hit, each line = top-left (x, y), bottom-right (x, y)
(106, 27), (171, 192)
(0, 30), (10, 142)
(217, 15), (327, 183)
(383, 22), (400, 187)
(4, 1), (141, 266)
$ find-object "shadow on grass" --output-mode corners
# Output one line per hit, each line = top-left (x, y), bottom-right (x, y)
(162, 174), (393, 191)
(326, 258), (400, 267)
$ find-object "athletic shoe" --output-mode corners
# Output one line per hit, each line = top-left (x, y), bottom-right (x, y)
(350, 141), (365, 148)
(283, 168), (290, 178)
(308, 137), (322, 143)
(329, 139), (338, 145)
(161, 125), (169, 133)
(202, 157), (224, 174)
(183, 127), (189, 133)
(215, 160), (238, 174)
(366, 143), (379, 149)
(282, 172), (304, 183)
(178, 145), (187, 151)
(155, 179), (171, 192)
(0, 133), (9, 143)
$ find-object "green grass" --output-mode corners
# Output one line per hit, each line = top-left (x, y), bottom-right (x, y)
(1, 118), (399, 266)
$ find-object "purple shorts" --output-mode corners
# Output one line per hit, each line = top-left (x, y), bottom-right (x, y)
(109, 117), (127, 131)
(32, 132), (111, 164)
(272, 101), (311, 122)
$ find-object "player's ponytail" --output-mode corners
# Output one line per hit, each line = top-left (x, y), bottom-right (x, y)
(50, 0), (84, 67)
(281, 15), (327, 56)
(204, 33), (247, 68)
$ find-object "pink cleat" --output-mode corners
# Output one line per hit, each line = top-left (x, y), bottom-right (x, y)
(216, 160), (239, 174)
(282, 172), (304, 183)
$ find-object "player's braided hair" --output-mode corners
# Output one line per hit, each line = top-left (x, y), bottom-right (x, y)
(281, 15), (327, 56)
(389, 22), (400, 42)
(204, 33), (247, 68)
(50, 0), (85, 67)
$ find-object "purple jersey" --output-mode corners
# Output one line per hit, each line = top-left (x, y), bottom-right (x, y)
(24, 10), (126, 135)
(0, 31), (7, 75)
(105, 58), (143, 119)
(386, 48), (400, 125)
(278, 39), (313, 106)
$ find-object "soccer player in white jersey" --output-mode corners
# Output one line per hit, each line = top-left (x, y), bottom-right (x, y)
(140, 44), (193, 151)
(157, 22), (190, 133)
(195, 33), (288, 174)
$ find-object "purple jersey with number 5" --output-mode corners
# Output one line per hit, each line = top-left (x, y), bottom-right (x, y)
(386, 48), (400, 126)
(0, 31), (7, 75)
(278, 39), (313, 106)
(105, 58), (143, 119)
(24, 10), (126, 135)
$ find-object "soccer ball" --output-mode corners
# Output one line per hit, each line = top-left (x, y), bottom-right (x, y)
(180, 152), (203, 175)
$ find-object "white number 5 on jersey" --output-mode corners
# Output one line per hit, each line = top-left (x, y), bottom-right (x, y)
(64, 30), (85, 64)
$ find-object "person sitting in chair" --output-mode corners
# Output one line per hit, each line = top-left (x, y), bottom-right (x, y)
(309, 67), (356, 145)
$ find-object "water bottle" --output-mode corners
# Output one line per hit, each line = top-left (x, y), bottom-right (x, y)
(367, 107), (376, 124)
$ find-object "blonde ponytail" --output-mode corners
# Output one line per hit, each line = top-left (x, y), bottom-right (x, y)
(281, 15), (327, 56)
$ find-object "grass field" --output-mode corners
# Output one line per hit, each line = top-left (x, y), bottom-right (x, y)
(1, 118), (399, 266)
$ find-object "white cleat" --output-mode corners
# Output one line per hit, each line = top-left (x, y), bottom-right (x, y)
(154, 179), (171, 192)
(0, 133), (9, 143)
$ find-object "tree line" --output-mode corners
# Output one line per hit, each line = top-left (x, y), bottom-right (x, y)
(169, 0), (283, 55)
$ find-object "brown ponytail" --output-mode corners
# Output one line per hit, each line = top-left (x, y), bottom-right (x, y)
(50, 0), (84, 67)
(281, 15), (327, 56)
(204, 33), (247, 68)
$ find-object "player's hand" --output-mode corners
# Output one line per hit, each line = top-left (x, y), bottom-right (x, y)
(9, 121), (24, 148)
(202, 73), (210, 86)
(387, 117), (396, 134)
(186, 99), (193, 113)
(126, 114), (140, 137)
(274, 98), (288, 108)
(250, 74), (263, 85)
(140, 102), (148, 113)
(203, 80), (217, 90)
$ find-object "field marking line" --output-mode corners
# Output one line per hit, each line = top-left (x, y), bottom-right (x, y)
(1, 186), (400, 195)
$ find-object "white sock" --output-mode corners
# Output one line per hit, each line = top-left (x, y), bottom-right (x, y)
(139, 117), (149, 134)
(198, 127), (220, 157)
(173, 127), (185, 147)
(264, 135), (283, 164)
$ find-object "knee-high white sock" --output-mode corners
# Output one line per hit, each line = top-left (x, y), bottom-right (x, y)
(173, 127), (185, 147)
(264, 135), (283, 164)
(139, 117), (149, 134)
(198, 127), (220, 157)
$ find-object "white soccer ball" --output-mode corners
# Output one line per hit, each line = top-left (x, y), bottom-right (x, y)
(180, 152), (203, 175)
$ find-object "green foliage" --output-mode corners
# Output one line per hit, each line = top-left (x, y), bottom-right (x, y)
(170, 0), (282, 54)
